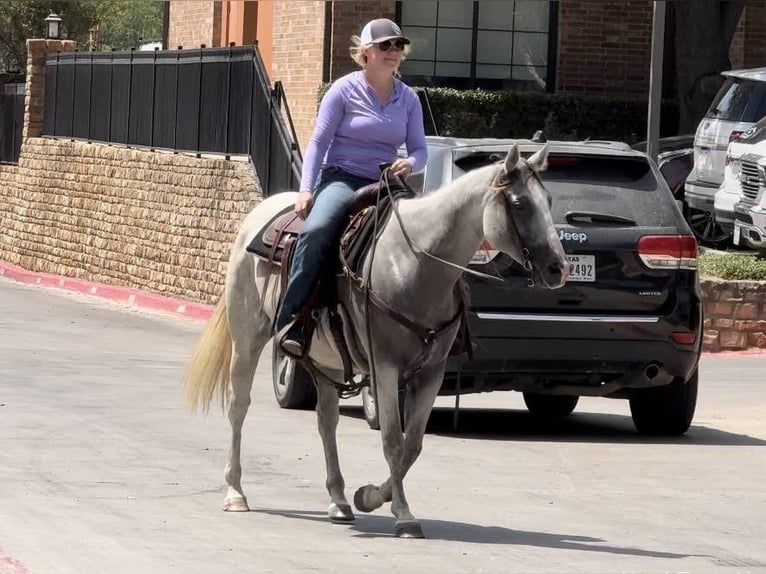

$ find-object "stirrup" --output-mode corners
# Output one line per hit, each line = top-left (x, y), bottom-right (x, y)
(275, 321), (305, 359)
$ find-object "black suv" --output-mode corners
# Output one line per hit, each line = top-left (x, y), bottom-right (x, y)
(273, 137), (703, 436)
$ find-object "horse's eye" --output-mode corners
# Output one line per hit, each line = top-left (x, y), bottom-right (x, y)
(511, 196), (528, 210)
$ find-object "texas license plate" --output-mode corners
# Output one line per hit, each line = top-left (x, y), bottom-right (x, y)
(566, 254), (596, 282)
(733, 222), (741, 246)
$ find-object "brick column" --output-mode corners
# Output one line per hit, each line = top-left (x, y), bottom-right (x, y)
(23, 39), (76, 140)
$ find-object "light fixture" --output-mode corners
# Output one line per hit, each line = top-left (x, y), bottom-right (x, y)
(44, 13), (63, 40)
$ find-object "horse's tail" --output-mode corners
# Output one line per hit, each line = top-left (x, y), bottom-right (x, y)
(183, 298), (233, 413)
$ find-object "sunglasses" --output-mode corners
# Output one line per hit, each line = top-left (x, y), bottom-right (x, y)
(376, 39), (407, 52)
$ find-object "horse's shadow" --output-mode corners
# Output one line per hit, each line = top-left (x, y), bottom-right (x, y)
(339, 405), (766, 446)
(255, 508), (699, 559)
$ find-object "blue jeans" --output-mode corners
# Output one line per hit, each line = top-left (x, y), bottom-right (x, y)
(275, 167), (375, 332)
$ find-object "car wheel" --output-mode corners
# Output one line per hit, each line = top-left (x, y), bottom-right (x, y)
(629, 369), (698, 436)
(684, 204), (731, 250)
(271, 344), (316, 410)
(523, 393), (579, 418)
(360, 384), (405, 431)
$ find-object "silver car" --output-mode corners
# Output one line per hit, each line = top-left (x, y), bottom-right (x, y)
(685, 67), (766, 226)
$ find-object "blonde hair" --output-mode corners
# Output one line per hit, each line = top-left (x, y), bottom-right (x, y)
(350, 34), (411, 72)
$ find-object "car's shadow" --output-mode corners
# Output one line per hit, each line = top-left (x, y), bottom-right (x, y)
(255, 508), (701, 559)
(339, 405), (766, 446)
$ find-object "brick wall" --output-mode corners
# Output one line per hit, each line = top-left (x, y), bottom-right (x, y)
(270, 0), (326, 150)
(701, 278), (766, 351)
(557, 0), (653, 96)
(730, 0), (766, 69)
(329, 0), (396, 80)
(168, 1), (221, 49)
(0, 139), (261, 304)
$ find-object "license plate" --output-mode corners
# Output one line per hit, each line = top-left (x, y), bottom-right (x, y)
(566, 254), (596, 282)
(733, 222), (741, 245)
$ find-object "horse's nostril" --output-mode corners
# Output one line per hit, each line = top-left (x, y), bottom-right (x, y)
(547, 263), (563, 277)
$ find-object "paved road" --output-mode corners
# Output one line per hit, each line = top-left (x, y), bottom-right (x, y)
(1, 277), (765, 574)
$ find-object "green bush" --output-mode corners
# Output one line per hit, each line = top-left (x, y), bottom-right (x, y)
(699, 251), (766, 281)
(317, 84), (679, 144)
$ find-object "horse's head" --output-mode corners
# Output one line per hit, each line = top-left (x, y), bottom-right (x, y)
(482, 143), (569, 289)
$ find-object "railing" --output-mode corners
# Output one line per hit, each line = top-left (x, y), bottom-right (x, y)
(1, 83), (25, 164)
(42, 44), (301, 195)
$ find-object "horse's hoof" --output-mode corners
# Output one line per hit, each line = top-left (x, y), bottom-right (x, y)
(395, 520), (425, 539)
(222, 497), (250, 512)
(328, 503), (355, 523)
(353, 485), (379, 513)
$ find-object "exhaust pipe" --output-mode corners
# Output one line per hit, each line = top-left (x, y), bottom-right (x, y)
(644, 362), (673, 385)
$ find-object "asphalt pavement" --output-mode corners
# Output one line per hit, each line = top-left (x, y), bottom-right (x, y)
(1, 276), (765, 574)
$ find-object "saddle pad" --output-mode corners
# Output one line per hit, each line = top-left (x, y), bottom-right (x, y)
(245, 204), (297, 262)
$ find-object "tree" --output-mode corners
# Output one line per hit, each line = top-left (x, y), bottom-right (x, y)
(673, 0), (745, 133)
(0, 0), (163, 72)
(0, 0), (97, 71)
(90, 0), (163, 51)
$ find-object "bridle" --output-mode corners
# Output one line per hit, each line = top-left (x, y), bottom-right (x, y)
(488, 159), (547, 287)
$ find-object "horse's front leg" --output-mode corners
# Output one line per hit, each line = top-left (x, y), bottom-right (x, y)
(355, 362), (444, 538)
(315, 381), (355, 522)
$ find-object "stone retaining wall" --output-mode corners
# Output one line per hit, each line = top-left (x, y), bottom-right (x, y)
(701, 277), (766, 352)
(0, 138), (261, 304)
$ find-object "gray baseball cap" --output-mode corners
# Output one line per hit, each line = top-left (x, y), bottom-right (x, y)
(360, 18), (411, 45)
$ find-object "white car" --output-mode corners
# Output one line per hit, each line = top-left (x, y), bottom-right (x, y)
(686, 67), (766, 244)
(724, 119), (766, 254)
(714, 137), (756, 235)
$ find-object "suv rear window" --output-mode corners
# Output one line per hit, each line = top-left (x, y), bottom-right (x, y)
(453, 152), (676, 227)
(542, 156), (677, 226)
(707, 77), (766, 123)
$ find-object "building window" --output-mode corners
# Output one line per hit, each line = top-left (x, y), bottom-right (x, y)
(397, 0), (555, 91)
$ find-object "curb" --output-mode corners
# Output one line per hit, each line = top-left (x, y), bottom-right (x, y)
(0, 260), (213, 321)
(1, 259), (764, 357)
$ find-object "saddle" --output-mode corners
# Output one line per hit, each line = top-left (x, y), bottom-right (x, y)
(246, 176), (414, 270)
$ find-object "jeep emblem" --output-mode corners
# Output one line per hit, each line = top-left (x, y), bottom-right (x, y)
(559, 230), (588, 243)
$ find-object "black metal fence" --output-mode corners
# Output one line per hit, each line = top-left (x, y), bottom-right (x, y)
(42, 45), (301, 195)
(1, 82), (25, 164)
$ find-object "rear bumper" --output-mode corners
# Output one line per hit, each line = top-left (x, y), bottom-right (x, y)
(684, 179), (720, 211)
(443, 308), (702, 397)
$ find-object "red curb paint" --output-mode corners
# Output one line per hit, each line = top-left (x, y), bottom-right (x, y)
(0, 549), (29, 574)
(2, 259), (764, 357)
(0, 260), (213, 321)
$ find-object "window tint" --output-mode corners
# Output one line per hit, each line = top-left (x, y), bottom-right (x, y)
(707, 78), (766, 123)
(541, 156), (676, 226)
(452, 152), (675, 226)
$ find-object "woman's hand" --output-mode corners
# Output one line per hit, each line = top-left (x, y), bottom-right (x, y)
(390, 158), (412, 178)
(294, 191), (314, 220)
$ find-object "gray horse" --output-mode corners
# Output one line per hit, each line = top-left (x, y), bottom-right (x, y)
(183, 143), (569, 538)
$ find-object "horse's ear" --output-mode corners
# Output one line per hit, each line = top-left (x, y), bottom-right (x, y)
(504, 144), (520, 173)
(528, 143), (549, 172)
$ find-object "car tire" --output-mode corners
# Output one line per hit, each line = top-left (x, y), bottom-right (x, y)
(523, 393), (579, 418)
(271, 344), (317, 410)
(361, 384), (405, 431)
(629, 369), (698, 436)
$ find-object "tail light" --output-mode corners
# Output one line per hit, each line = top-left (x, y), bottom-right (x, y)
(671, 331), (697, 345)
(638, 235), (697, 270)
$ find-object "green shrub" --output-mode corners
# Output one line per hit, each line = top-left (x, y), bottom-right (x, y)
(699, 251), (766, 281)
(317, 83), (679, 144)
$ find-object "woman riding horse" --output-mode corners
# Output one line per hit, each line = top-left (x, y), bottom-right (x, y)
(275, 18), (427, 356)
